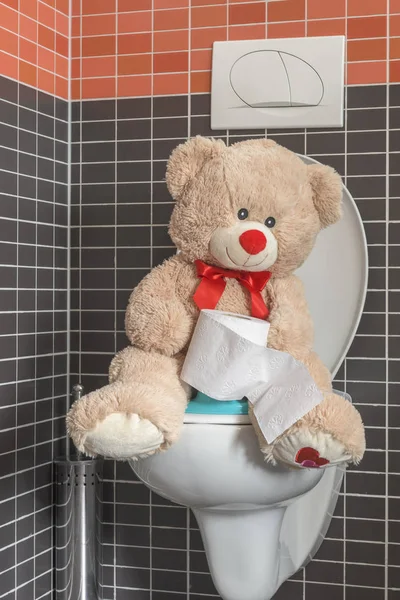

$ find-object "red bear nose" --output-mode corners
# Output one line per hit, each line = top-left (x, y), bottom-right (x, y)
(239, 230), (267, 255)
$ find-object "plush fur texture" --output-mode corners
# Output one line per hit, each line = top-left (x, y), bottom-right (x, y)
(67, 137), (365, 466)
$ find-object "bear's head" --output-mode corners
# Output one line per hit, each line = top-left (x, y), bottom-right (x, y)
(167, 136), (343, 277)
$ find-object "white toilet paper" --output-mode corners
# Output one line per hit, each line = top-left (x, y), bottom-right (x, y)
(181, 310), (323, 443)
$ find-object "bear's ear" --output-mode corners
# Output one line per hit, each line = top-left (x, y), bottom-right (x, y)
(307, 163), (343, 228)
(166, 136), (225, 199)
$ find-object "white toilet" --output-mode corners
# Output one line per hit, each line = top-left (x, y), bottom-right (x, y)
(130, 155), (368, 600)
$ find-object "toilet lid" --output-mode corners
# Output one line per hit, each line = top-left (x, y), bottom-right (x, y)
(184, 154), (368, 425)
(296, 154), (368, 376)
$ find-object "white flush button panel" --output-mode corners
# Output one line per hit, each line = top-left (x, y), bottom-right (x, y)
(211, 36), (345, 130)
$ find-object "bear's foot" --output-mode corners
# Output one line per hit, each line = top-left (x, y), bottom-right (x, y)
(83, 413), (164, 460)
(270, 429), (351, 469)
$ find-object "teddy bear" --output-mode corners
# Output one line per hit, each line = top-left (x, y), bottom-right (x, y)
(67, 136), (365, 469)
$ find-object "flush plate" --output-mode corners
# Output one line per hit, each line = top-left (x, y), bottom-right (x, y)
(211, 36), (345, 130)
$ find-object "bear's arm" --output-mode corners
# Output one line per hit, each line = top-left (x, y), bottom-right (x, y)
(267, 275), (315, 361)
(125, 256), (194, 356)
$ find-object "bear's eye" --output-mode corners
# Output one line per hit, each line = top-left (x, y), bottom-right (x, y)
(238, 208), (249, 220)
(265, 217), (276, 228)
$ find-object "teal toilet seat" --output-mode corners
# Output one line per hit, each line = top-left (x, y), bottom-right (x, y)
(185, 391), (249, 416)
(184, 390), (351, 422)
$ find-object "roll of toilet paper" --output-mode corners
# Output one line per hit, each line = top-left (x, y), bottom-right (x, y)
(181, 310), (324, 443)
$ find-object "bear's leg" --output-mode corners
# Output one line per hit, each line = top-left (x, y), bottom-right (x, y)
(267, 392), (365, 468)
(67, 346), (189, 460)
(250, 353), (365, 468)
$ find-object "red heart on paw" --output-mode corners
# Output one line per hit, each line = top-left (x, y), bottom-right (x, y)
(295, 447), (330, 467)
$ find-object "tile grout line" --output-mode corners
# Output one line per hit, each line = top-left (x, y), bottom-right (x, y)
(50, 23), (58, 595)
(113, 4), (119, 598)
(14, 1), (20, 595)
(343, 4), (349, 599)
(385, 1), (390, 599)
(150, 0), (155, 597)
(78, 0), (83, 381)
(33, 2), (40, 595)
(65, 0), (73, 451)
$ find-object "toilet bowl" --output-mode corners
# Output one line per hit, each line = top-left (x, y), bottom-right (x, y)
(130, 155), (368, 600)
(132, 413), (344, 600)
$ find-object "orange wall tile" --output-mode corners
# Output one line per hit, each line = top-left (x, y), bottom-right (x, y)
(56, 74), (68, 96)
(20, 14), (38, 42)
(0, 26), (19, 56)
(307, 18), (346, 37)
(117, 74), (151, 97)
(268, 0), (305, 22)
(307, 0), (345, 20)
(154, 30), (188, 52)
(347, 60), (387, 84)
(267, 21), (306, 38)
(82, 35), (116, 57)
(38, 24), (55, 51)
(228, 24), (265, 41)
(82, 14), (116, 36)
(192, 0), (225, 5)
(118, 54), (152, 76)
(348, 0), (387, 17)
(56, 32), (68, 56)
(39, 2), (55, 29)
(81, 0), (115, 15)
(118, 33), (152, 55)
(390, 59), (400, 80)
(56, 53), (68, 77)
(191, 69), (211, 92)
(82, 76), (115, 98)
(19, 0), (36, 20)
(391, 37), (400, 58)
(391, 0), (400, 13)
(38, 46), (55, 72)
(392, 15), (400, 35)
(2, 0), (17, 10)
(154, 71), (188, 94)
(119, 0), (151, 10)
(191, 26), (226, 49)
(118, 11), (152, 34)
(38, 67), (55, 93)
(347, 39), (387, 62)
(0, 50), (18, 79)
(0, 3), (19, 31)
(20, 60), (37, 87)
(347, 16), (387, 39)
(20, 38), (38, 64)
(155, 0), (189, 7)
(56, 0), (69, 15)
(81, 56), (115, 78)
(191, 5), (227, 28)
(229, 2), (266, 26)
(56, 10), (69, 35)
(191, 49), (212, 71)
(154, 8), (189, 30)
(154, 51), (189, 73)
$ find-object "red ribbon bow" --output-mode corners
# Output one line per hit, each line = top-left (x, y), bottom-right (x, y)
(193, 260), (271, 320)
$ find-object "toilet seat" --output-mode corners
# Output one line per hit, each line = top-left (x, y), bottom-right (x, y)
(183, 154), (368, 425)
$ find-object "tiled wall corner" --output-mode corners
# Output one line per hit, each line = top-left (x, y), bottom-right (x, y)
(0, 74), (69, 598)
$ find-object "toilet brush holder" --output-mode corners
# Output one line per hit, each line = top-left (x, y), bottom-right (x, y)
(54, 456), (103, 600)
